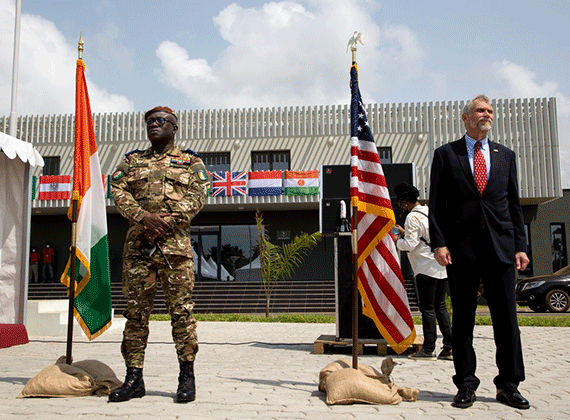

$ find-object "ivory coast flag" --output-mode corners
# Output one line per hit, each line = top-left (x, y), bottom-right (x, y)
(284, 170), (319, 196)
(60, 58), (112, 340)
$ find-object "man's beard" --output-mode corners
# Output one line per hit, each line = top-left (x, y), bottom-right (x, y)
(479, 120), (492, 131)
(470, 118), (492, 131)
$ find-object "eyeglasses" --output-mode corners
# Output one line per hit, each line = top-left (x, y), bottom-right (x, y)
(145, 117), (175, 127)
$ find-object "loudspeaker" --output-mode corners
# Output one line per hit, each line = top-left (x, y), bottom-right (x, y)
(320, 163), (415, 234)
(327, 163), (417, 339)
(321, 165), (351, 200)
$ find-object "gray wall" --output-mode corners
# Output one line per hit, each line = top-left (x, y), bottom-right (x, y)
(523, 189), (570, 276)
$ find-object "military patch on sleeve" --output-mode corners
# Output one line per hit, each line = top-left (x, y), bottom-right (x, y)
(112, 170), (125, 181)
(111, 162), (130, 182)
(197, 169), (208, 182)
(190, 162), (209, 184)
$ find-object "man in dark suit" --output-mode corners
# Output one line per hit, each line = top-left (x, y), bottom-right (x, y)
(428, 94), (530, 410)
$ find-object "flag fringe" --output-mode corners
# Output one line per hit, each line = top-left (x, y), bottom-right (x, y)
(60, 248), (91, 296)
(73, 307), (112, 341)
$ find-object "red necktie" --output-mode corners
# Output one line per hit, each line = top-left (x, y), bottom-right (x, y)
(474, 141), (487, 194)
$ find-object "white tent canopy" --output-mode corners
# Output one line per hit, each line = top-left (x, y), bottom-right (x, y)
(0, 132), (43, 324)
(234, 256), (262, 282)
(206, 256), (234, 281)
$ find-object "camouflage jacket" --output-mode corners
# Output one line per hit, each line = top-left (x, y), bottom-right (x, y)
(111, 146), (209, 257)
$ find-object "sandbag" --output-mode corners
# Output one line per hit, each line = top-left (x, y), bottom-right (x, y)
(18, 363), (94, 398)
(319, 358), (395, 392)
(18, 357), (121, 398)
(324, 367), (402, 405)
(319, 358), (419, 405)
(72, 360), (122, 396)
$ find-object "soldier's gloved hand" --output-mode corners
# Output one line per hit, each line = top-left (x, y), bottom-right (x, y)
(142, 213), (170, 238)
(144, 230), (160, 243)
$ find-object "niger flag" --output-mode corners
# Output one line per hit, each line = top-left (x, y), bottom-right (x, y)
(60, 58), (112, 340)
(284, 170), (319, 196)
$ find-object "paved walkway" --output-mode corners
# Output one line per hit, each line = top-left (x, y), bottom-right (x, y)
(1, 320), (568, 419)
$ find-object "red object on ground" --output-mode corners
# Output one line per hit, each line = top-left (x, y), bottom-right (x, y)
(0, 324), (29, 348)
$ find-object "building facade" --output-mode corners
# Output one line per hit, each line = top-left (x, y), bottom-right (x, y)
(1, 97), (563, 286)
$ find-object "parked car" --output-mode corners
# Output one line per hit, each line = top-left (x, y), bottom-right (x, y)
(516, 265), (570, 313)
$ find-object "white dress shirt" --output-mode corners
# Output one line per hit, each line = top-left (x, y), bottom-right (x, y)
(395, 204), (447, 279)
(465, 134), (491, 177)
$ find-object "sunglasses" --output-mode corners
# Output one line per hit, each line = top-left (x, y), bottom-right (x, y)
(145, 117), (175, 127)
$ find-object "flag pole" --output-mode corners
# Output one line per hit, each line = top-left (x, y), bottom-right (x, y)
(351, 206), (359, 370)
(348, 32), (362, 370)
(65, 34), (84, 365)
(66, 191), (79, 364)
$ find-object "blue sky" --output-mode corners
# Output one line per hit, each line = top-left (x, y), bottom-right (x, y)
(1, 0), (569, 185)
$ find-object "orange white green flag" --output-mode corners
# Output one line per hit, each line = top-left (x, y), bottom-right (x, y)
(60, 58), (112, 340)
(284, 170), (319, 196)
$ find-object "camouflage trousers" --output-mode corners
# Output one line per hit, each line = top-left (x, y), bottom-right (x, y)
(121, 253), (197, 368)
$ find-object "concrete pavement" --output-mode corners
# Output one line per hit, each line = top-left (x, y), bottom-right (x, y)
(1, 320), (569, 419)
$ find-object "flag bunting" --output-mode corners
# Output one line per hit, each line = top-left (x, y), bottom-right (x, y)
(248, 170), (283, 196)
(38, 175), (71, 200)
(211, 171), (248, 196)
(284, 170), (319, 196)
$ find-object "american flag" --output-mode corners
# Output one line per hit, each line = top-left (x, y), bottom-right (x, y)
(349, 64), (416, 354)
(211, 171), (247, 196)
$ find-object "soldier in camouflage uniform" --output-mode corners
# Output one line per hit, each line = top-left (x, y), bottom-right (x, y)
(109, 106), (209, 404)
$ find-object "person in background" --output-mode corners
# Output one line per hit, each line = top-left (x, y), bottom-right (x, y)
(29, 247), (41, 283)
(393, 182), (452, 361)
(40, 242), (55, 283)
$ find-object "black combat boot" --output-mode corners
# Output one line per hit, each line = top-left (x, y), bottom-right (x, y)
(108, 367), (145, 402)
(175, 361), (196, 403)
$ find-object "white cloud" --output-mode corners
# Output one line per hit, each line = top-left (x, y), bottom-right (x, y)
(154, 0), (426, 109)
(92, 21), (133, 73)
(0, 0), (133, 117)
(494, 59), (570, 188)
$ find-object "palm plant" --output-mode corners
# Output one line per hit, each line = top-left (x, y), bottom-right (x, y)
(255, 210), (321, 317)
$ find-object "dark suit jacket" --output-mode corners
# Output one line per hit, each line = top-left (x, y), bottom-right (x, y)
(428, 136), (527, 265)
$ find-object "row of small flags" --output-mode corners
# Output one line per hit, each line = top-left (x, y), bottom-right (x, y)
(31, 170), (320, 200)
(210, 170), (319, 197)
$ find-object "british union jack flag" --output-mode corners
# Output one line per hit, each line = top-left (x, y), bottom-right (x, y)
(211, 171), (248, 196)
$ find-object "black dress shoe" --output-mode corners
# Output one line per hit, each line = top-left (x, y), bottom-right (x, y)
(496, 388), (530, 409)
(452, 387), (476, 408)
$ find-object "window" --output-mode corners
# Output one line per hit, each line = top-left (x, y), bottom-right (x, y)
(252, 151), (290, 171)
(201, 152), (230, 172)
(376, 147), (392, 164)
(191, 225), (258, 282)
(42, 156), (60, 175)
(551, 223), (567, 272)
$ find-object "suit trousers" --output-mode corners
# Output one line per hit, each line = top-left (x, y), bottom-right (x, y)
(446, 228), (525, 391)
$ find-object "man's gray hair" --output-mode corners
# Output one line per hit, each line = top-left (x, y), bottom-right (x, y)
(462, 94), (491, 115)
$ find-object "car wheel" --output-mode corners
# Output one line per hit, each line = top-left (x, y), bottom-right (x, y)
(545, 289), (570, 313)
